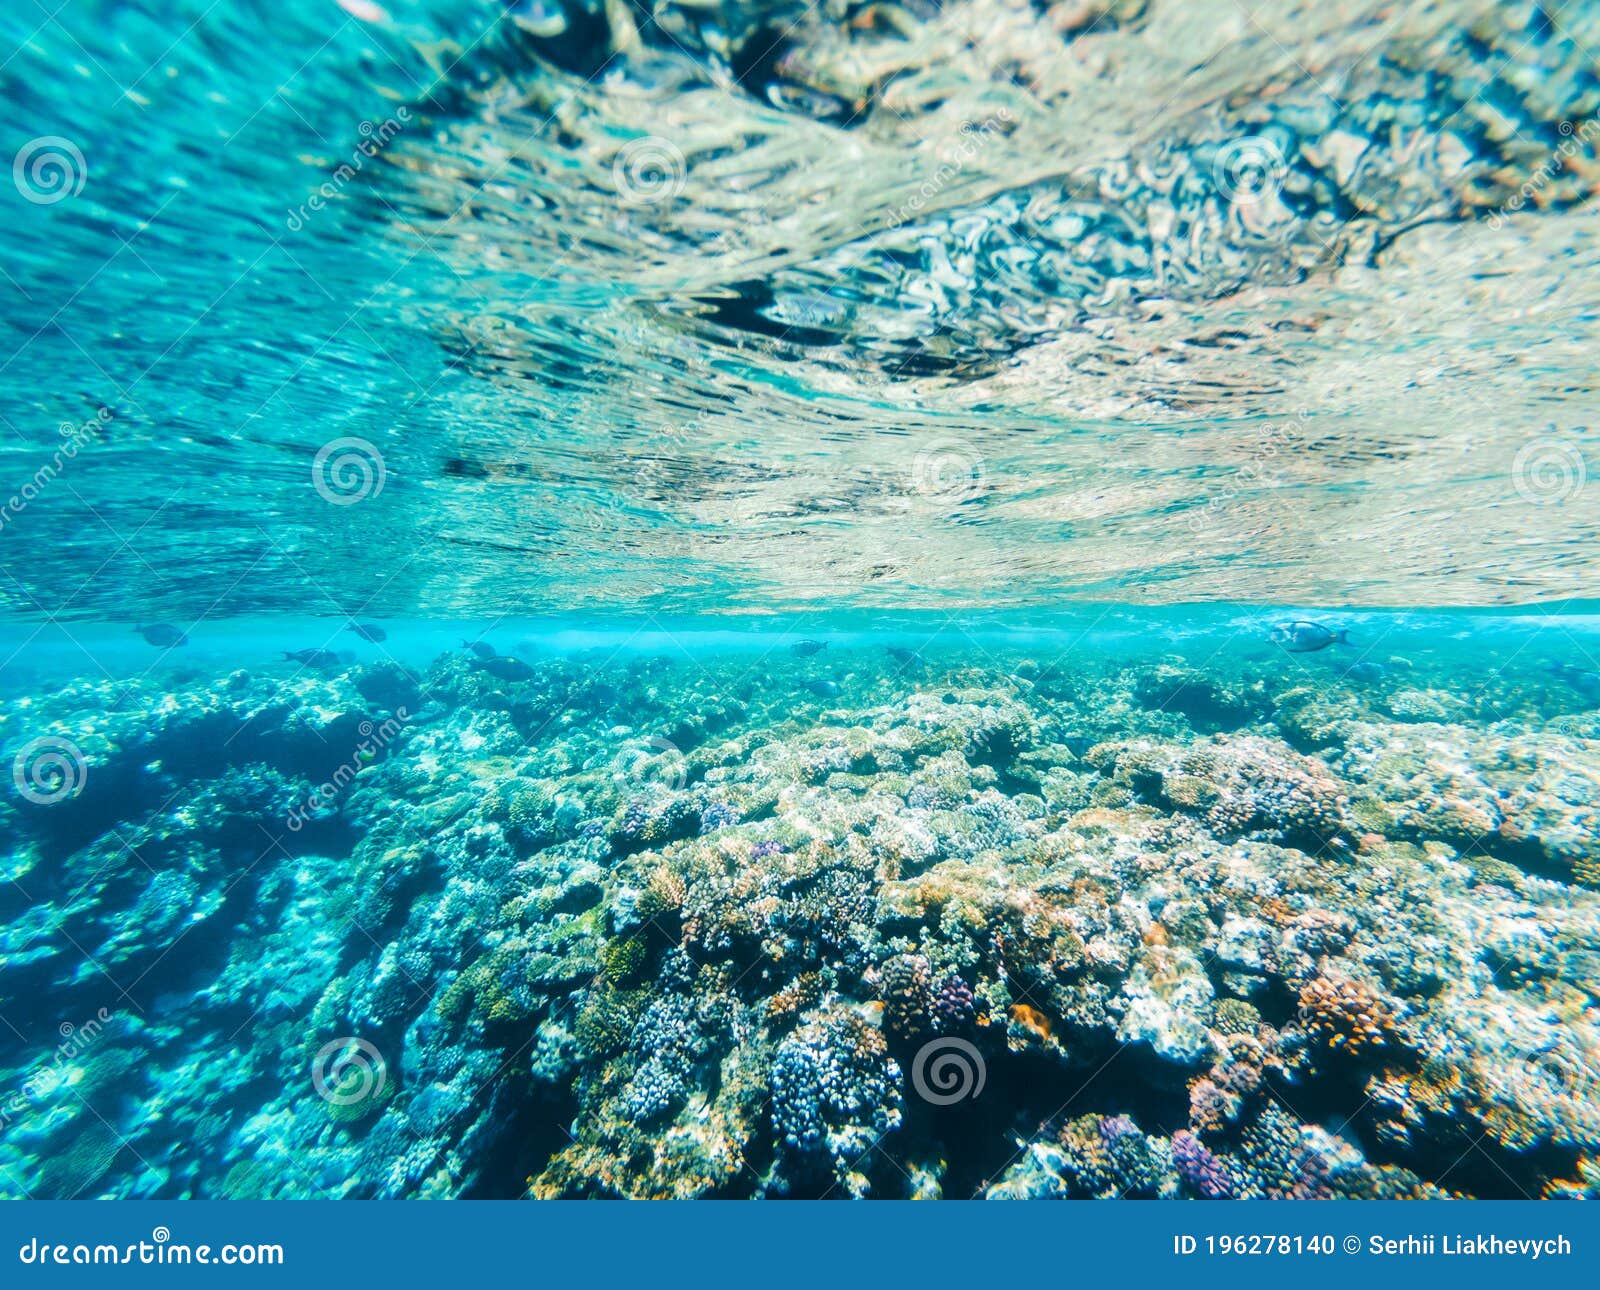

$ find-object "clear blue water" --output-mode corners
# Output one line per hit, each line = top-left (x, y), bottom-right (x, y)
(1, 0), (1598, 1200)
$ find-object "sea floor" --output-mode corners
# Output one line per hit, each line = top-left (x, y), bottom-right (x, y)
(1, 624), (1598, 1199)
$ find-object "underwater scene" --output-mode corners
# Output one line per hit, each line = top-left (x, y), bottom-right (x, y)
(2, 0), (1599, 1203)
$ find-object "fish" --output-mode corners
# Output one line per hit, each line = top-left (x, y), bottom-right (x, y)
(801, 679), (840, 697)
(791, 639), (828, 657)
(886, 646), (921, 665)
(474, 655), (535, 682)
(135, 623), (187, 648)
(1269, 620), (1349, 653)
(346, 622), (387, 643)
(282, 649), (342, 668)
(462, 640), (497, 659)
(1063, 735), (1096, 759)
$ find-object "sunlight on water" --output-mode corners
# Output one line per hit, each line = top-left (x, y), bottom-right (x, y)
(1, 0), (1598, 1204)
(1, 0), (1597, 614)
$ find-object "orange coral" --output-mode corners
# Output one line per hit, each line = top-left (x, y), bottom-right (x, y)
(1009, 1003), (1053, 1042)
(1298, 976), (1397, 1059)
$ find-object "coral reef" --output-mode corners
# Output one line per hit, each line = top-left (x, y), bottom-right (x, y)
(1, 640), (1596, 1200)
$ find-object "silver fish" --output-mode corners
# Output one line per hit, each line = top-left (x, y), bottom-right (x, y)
(1270, 620), (1349, 653)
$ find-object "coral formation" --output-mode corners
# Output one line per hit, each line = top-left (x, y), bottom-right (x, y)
(1, 641), (1596, 1200)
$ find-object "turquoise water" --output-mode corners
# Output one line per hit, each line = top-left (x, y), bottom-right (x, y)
(2, 0), (1599, 1199)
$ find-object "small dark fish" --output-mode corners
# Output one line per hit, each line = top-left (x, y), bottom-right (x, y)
(474, 655), (535, 682)
(801, 678), (840, 697)
(1270, 620), (1349, 653)
(346, 622), (387, 642)
(886, 646), (921, 665)
(135, 623), (187, 648)
(462, 640), (497, 659)
(282, 649), (342, 668)
(791, 639), (828, 657)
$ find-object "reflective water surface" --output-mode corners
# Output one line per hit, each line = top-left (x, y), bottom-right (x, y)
(2, 0), (1599, 1204)
(2, 0), (1598, 616)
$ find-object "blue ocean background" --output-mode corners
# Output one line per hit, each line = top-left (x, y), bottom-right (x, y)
(0, 0), (1597, 1201)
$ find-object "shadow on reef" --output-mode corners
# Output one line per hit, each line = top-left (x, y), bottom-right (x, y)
(0, 640), (1598, 1198)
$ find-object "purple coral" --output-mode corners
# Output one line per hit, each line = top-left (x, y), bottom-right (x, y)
(1173, 1130), (1236, 1199)
(1098, 1114), (1141, 1146)
(698, 801), (740, 834)
(933, 975), (979, 1033)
